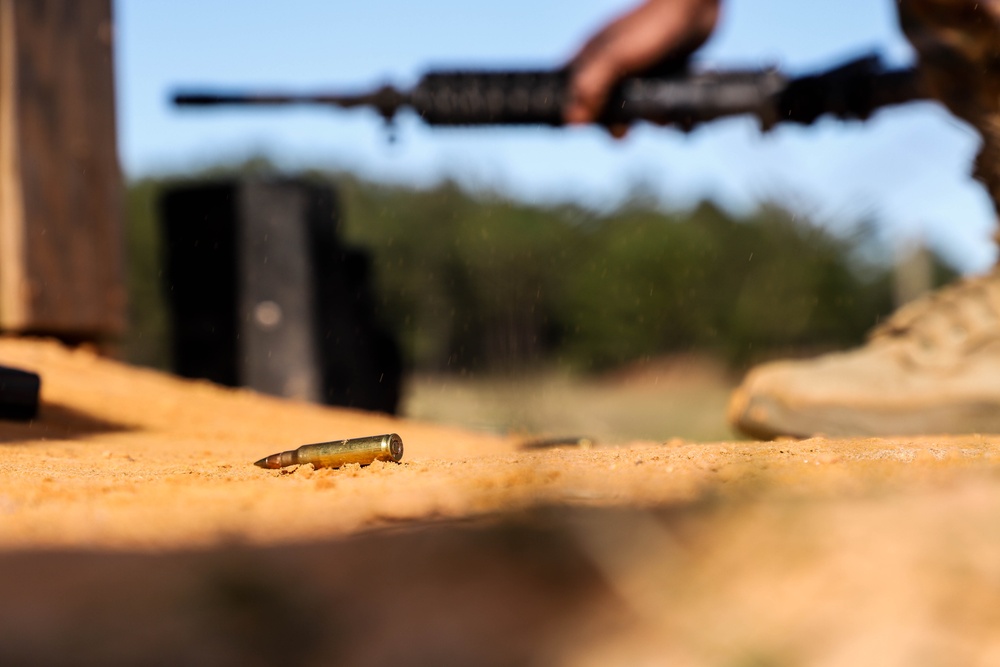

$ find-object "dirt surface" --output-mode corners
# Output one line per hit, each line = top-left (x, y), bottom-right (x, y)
(3, 337), (1000, 665)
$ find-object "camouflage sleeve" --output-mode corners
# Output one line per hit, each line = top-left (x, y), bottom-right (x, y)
(897, 0), (1000, 217)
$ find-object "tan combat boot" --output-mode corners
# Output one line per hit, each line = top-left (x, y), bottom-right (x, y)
(728, 268), (1000, 439)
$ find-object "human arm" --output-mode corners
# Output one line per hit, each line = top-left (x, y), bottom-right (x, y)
(565, 0), (721, 126)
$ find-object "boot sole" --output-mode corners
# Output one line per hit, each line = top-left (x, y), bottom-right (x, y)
(728, 387), (1000, 440)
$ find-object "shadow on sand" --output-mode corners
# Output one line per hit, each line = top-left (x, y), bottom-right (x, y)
(0, 509), (630, 667)
(0, 403), (134, 444)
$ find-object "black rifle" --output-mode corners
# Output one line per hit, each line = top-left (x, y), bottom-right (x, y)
(173, 54), (924, 131)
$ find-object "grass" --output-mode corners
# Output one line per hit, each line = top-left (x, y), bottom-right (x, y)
(401, 355), (741, 444)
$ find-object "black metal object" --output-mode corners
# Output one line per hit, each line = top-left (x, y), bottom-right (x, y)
(0, 365), (40, 421)
(160, 180), (402, 414)
(173, 54), (924, 131)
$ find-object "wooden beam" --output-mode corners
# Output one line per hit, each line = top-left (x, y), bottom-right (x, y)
(0, 0), (26, 330)
(0, 0), (125, 338)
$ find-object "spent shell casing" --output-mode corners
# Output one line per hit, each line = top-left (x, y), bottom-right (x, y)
(254, 433), (403, 470)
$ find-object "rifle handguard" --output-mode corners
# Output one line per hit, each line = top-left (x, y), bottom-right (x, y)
(411, 69), (788, 129)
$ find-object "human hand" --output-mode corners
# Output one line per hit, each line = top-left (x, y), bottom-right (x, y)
(566, 0), (721, 129)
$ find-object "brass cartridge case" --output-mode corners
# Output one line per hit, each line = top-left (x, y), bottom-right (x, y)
(254, 433), (403, 469)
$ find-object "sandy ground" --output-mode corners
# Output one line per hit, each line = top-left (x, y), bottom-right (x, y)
(2, 337), (1000, 666)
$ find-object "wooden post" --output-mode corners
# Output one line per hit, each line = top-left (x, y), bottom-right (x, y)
(0, 0), (124, 338)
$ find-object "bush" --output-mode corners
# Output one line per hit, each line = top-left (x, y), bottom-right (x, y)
(124, 166), (955, 374)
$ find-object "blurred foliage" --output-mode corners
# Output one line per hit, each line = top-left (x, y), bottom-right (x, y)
(124, 177), (172, 369)
(124, 164), (957, 374)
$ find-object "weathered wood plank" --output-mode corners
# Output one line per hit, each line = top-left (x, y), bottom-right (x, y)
(0, 0), (27, 329)
(0, 0), (124, 337)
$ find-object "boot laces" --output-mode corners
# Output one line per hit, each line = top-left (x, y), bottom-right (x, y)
(869, 269), (1000, 354)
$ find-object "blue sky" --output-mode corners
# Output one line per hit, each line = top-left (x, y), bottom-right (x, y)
(115, 0), (997, 271)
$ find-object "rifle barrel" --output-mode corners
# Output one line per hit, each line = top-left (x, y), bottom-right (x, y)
(174, 84), (409, 120)
(174, 92), (346, 105)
